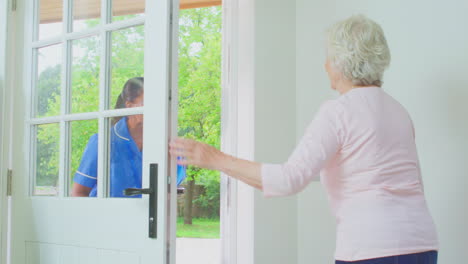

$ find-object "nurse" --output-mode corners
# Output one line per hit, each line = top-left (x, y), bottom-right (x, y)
(72, 77), (185, 198)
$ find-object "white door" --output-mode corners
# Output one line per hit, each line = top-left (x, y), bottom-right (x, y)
(9, 0), (178, 263)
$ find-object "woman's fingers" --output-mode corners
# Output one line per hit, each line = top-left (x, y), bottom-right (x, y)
(169, 137), (220, 170)
(170, 138), (195, 151)
(170, 148), (188, 157)
(169, 138), (199, 165)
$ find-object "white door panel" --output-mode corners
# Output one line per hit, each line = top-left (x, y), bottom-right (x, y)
(10, 0), (178, 263)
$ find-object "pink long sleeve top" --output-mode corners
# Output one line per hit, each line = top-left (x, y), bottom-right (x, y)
(261, 87), (439, 261)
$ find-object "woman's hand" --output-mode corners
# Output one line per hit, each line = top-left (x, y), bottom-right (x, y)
(170, 137), (263, 190)
(169, 138), (224, 171)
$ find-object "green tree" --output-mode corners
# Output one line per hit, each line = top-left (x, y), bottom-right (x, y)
(36, 7), (222, 221)
(36, 65), (61, 187)
(178, 6), (222, 223)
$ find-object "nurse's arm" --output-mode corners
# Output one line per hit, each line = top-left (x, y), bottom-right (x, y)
(71, 183), (92, 197)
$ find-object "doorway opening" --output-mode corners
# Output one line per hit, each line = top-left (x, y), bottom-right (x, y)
(1, 0), (235, 263)
(176, 5), (222, 264)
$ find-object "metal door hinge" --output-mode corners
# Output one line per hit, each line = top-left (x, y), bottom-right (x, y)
(7, 169), (13, 196)
(11, 0), (17, 12)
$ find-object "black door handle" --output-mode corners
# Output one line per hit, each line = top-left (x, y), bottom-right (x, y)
(123, 163), (158, 238)
(123, 188), (153, 196)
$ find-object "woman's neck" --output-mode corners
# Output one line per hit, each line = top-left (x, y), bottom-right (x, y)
(335, 79), (353, 94)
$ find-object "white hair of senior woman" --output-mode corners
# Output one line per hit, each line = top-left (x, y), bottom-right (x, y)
(327, 15), (391, 87)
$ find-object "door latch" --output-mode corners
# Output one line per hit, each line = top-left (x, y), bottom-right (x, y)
(123, 163), (158, 238)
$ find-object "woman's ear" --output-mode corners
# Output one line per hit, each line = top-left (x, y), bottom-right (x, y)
(125, 100), (131, 108)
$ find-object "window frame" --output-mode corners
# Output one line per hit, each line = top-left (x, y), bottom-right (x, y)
(28, 0), (147, 198)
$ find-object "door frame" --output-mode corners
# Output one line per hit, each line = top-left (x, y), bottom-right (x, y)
(220, 0), (255, 263)
(0, 0), (15, 263)
(0, 0), (256, 262)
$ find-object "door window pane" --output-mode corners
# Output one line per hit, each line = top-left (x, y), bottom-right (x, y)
(69, 119), (99, 197)
(34, 123), (60, 196)
(112, 0), (145, 22)
(38, 0), (63, 40)
(73, 0), (101, 32)
(71, 36), (101, 113)
(109, 26), (145, 109)
(107, 114), (143, 198)
(36, 44), (62, 118)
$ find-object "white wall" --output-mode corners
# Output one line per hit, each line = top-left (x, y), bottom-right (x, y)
(296, 0), (468, 263)
(253, 0), (298, 263)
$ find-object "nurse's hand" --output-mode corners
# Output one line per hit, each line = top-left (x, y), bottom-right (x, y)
(169, 138), (225, 171)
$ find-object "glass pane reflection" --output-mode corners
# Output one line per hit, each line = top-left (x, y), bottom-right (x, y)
(71, 36), (101, 113)
(34, 123), (60, 196)
(69, 119), (98, 197)
(109, 26), (145, 109)
(38, 0), (63, 40)
(112, 0), (145, 22)
(36, 44), (62, 118)
(70, 78), (144, 198)
(107, 78), (144, 198)
(73, 0), (101, 32)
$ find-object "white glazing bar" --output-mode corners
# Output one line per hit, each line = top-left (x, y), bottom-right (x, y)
(30, 126), (37, 196)
(28, 107), (145, 124)
(58, 120), (68, 197)
(57, 0), (71, 198)
(102, 16), (145, 31)
(30, 0), (40, 119)
(30, 48), (38, 119)
(97, 0), (111, 199)
(31, 17), (145, 49)
(31, 37), (63, 49)
(27, 0), (38, 196)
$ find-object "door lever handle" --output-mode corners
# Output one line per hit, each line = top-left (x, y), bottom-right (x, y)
(123, 163), (158, 238)
(123, 188), (153, 196)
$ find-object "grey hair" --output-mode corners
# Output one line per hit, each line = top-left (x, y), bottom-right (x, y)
(327, 15), (391, 87)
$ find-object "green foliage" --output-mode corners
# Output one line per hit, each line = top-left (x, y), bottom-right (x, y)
(36, 65), (61, 186)
(178, 7), (222, 216)
(71, 36), (100, 113)
(37, 65), (61, 117)
(194, 173), (220, 218)
(35, 7), (221, 210)
(110, 25), (145, 108)
(37, 20), (145, 188)
(36, 123), (60, 186)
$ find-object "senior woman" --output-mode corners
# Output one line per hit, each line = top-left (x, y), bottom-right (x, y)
(170, 15), (438, 264)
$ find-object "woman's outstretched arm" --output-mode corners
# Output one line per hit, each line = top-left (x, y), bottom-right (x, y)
(170, 101), (341, 197)
(170, 138), (263, 190)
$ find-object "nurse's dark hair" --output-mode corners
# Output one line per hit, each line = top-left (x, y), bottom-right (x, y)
(112, 77), (144, 125)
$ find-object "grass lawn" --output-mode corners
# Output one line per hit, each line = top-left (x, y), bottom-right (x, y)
(176, 217), (220, 239)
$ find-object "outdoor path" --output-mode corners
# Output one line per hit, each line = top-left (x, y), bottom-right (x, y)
(176, 238), (221, 264)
